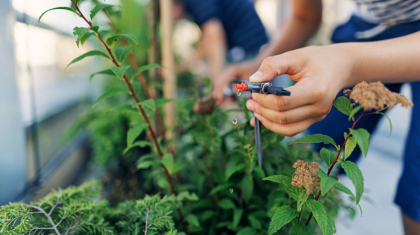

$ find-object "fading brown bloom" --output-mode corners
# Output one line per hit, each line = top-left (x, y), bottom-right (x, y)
(291, 160), (320, 195)
(345, 81), (413, 110)
(194, 96), (217, 114)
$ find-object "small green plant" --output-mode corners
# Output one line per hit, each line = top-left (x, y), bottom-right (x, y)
(264, 81), (413, 235)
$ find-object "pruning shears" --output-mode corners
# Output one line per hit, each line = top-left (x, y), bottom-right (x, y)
(234, 80), (291, 169)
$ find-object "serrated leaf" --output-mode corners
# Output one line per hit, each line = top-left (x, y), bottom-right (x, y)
(268, 206), (299, 235)
(348, 106), (363, 121)
(333, 96), (352, 116)
(379, 112), (393, 137)
(344, 137), (357, 160)
(155, 98), (173, 108)
(123, 141), (152, 155)
(161, 154), (175, 175)
(92, 87), (127, 108)
(177, 192), (199, 201)
(107, 34), (139, 47)
(237, 227), (256, 235)
(297, 189), (308, 212)
(319, 169), (338, 196)
(340, 161), (364, 203)
(306, 199), (333, 235)
(335, 182), (363, 214)
(90, 3), (115, 20)
(80, 32), (94, 46)
(263, 175), (291, 184)
(130, 64), (163, 82)
(67, 50), (110, 69)
(114, 47), (130, 63)
(127, 124), (148, 146)
(284, 184), (300, 201)
(290, 134), (337, 149)
(73, 27), (89, 47)
(38, 7), (79, 25)
(226, 163), (247, 180)
(90, 69), (115, 81)
(349, 128), (370, 157)
(291, 222), (309, 235)
(232, 209), (243, 228)
(140, 99), (156, 112)
(320, 148), (336, 167)
(219, 198), (236, 210)
(111, 65), (131, 80)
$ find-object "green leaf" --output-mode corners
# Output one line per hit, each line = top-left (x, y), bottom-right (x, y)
(184, 214), (199, 227)
(297, 189), (308, 212)
(90, 4), (115, 20)
(137, 160), (153, 169)
(92, 87), (127, 108)
(130, 64), (163, 82)
(67, 50), (110, 69)
(284, 184), (300, 201)
(263, 175), (291, 185)
(319, 169), (338, 196)
(291, 222), (310, 235)
(348, 106), (363, 121)
(127, 124), (148, 146)
(219, 198), (236, 210)
(320, 148), (336, 167)
(333, 96), (352, 116)
(155, 98), (173, 108)
(140, 99), (156, 112)
(268, 206), (299, 235)
(226, 163), (247, 180)
(248, 215), (262, 230)
(254, 168), (266, 179)
(111, 65), (131, 80)
(177, 192), (199, 201)
(349, 128), (370, 157)
(242, 175), (253, 203)
(237, 227), (256, 235)
(306, 199), (333, 235)
(114, 47), (130, 63)
(232, 209), (243, 228)
(107, 34), (139, 47)
(123, 141), (152, 155)
(161, 154), (175, 175)
(344, 137), (357, 160)
(340, 161), (364, 203)
(379, 112), (393, 137)
(73, 27), (89, 47)
(90, 69), (115, 81)
(290, 134), (337, 149)
(80, 32), (94, 46)
(38, 7), (79, 25)
(208, 183), (234, 195)
(334, 182), (363, 214)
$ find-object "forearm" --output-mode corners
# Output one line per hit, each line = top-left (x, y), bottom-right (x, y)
(201, 19), (226, 80)
(341, 32), (420, 87)
(255, 0), (322, 65)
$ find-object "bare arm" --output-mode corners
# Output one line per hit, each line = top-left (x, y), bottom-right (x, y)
(246, 32), (420, 136)
(201, 19), (227, 81)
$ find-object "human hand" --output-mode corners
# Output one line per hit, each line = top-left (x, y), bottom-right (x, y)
(246, 45), (354, 136)
(213, 61), (260, 100)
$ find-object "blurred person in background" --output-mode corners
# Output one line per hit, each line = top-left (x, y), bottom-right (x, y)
(217, 0), (420, 234)
(173, 0), (268, 98)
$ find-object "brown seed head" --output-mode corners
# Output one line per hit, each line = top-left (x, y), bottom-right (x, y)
(345, 81), (413, 110)
(291, 160), (320, 195)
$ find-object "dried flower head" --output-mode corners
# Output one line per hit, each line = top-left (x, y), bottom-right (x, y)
(291, 160), (320, 195)
(194, 96), (217, 114)
(345, 81), (413, 110)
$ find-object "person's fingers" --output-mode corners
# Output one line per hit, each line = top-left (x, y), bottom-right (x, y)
(250, 113), (325, 137)
(249, 53), (302, 83)
(246, 99), (327, 125)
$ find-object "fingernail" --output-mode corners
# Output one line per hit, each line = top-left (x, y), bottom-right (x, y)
(249, 71), (263, 81)
(246, 101), (254, 111)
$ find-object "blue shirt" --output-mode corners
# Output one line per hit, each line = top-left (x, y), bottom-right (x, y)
(182, 0), (268, 57)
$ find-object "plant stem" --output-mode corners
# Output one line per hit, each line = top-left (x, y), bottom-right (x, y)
(27, 205), (61, 235)
(305, 111), (365, 226)
(70, 2), (189, 234)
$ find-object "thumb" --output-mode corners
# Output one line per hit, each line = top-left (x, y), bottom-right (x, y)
(249, 55), (293, 83)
